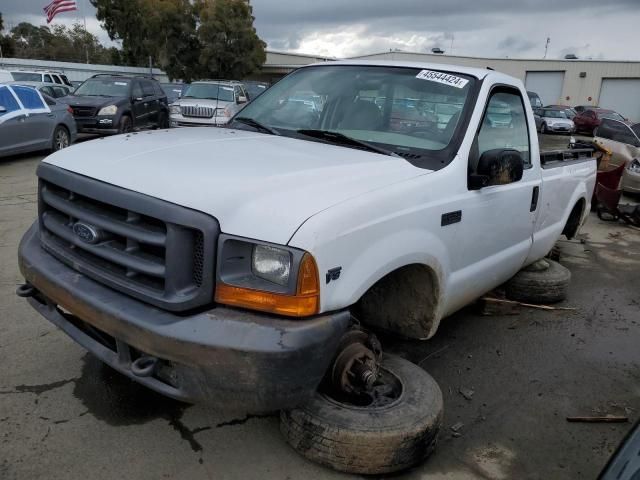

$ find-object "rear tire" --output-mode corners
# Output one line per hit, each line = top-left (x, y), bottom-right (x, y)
(156, 111), (169, 129)
(51, 125), (70, 152)
(505, 259), (571, 304)
(118, 115), (132, 134)
(540, 123), (547, 134)
(280, 355), (443, 475)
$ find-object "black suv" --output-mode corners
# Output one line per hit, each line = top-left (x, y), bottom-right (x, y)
(63, 74), (169, 135)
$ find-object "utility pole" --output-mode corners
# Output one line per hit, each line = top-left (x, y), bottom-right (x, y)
(543, 37), (550, 59)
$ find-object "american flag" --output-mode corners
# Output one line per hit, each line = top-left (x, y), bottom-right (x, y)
(43, 0), (78, 24)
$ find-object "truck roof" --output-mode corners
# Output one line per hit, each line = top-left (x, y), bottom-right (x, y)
(304, 59), (510, 82)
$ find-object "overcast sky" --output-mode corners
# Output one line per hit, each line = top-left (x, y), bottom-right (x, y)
(2, 0), (640, 60)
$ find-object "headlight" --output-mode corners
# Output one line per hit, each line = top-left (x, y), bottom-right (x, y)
(215, 107), (231, 117)
(97, 105), (118, 116)
(170, 104), (180, 115)
(252, 245), (291, 286)
(215, 235), (320, 317)
(628, 159), (640, 173)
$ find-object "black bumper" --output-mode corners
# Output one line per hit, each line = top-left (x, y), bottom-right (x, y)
(18, 223), (350, 412)
(74, 117), (119, 134)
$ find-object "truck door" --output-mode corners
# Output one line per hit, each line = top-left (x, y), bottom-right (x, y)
(454, 86), (541, 300)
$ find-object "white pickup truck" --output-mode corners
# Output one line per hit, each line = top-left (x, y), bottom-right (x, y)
(18, 61), (596, 474)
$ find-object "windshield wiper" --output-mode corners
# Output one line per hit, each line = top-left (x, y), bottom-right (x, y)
(232, 117), (279, 135)
(296, 129), (399, 157)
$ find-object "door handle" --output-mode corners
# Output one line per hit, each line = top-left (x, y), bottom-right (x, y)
(47, 113), (55, 117)
(530, 186), (540, 212)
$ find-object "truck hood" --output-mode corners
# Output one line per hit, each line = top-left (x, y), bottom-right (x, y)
(44, 128), (427, 244)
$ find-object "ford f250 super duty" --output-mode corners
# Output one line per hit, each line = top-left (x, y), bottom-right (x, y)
(17, 61), (597, 474)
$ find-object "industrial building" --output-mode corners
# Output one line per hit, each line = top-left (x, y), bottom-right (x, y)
(4, 49), (640, 121)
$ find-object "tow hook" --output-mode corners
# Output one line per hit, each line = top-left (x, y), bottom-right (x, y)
(16, 283), (36, 298)
(329, 326), (382, 396)
(131, 356), (159, 377)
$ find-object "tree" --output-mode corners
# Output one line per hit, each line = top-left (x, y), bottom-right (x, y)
(91, 0), (266, 81)
(195, 0), (266, 80)
(0, 12), (16, 57)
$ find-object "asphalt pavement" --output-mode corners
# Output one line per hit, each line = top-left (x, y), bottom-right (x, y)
(1, 135), (638, 479)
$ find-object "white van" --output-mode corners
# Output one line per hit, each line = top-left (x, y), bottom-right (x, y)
(0, 70), (15, 83)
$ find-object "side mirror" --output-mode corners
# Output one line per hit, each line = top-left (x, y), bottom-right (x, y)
(237, 95), (247, 104)
(469, 149), (524, 190)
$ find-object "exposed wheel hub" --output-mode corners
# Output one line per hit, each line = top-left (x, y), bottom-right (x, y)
(330, 328), (382, 396)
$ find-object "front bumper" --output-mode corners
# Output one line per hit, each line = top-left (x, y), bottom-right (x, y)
(547, 124), (574, 133)
(622, 168), (640, 193)
(18, 223), (350, 412)
(74, 116), (119, 134)
(169, 113), (229, 127)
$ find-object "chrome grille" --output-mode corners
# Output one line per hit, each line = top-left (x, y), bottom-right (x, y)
(181, 105), (215, 118)
(37, 164), (219, 312)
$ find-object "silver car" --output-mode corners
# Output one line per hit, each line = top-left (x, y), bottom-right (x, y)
(169, 80), (248, 127)
(0, 84), (77, 158)
(534, 108), (575, 134)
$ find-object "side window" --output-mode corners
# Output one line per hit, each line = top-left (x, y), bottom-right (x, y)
(60, 74), (71, 86)
(0, 86), (21, 116)
(12, 86), (46, 110)
(141, 81), (155, 97)
(52, 74), (62, 84)
(475, 90), (531, 168)
(54, 86), (68, 98)
(42, 94), (56, 107)
(234, 86), (241, 100)
(132, 82), (144, 99)
(609, 121), (638, 145)
(44, 74), (53, 83)
(597, 120), (613, 140)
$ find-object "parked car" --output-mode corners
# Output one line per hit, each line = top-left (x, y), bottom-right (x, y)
(169, 80), (248, 127)
(6, 81), (73, 99)
(534, 108), (575, 134)
(160, 82), (184, 104)
(527, 90), (543, 110)
(545, 104), (577, 119)
(10, 70), (72, 87)
(573, 108), (626, 135)
(242, 80), (270, 100)
(594, 117), (640, 193)
(61, 74), (169, 134)
(0, 84), (76, 158)
(17, 62), (596, 475)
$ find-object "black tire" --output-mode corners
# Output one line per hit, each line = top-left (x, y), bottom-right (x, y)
(540, 123), (547, 134)
(280, 355), (443, 475)
(505, 259), (571, 304)
(118, 115), (132, 134)
(51, 125), (70, 152)
(156, 111), (169, 129)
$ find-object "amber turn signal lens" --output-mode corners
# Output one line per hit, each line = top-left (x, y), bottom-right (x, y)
(214, 253), (320, 317)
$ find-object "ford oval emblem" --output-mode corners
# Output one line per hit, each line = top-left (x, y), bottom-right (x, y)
(73, 222), (100, 244)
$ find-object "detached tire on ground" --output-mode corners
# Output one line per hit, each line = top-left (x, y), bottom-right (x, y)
(280, 354), (443, 475)
(505, 259), (571, 304)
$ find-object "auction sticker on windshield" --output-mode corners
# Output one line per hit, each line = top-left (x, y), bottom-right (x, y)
(416, 70), (469, 89)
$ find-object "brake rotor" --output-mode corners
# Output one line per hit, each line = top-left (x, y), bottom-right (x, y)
(330, 329), (382, 395)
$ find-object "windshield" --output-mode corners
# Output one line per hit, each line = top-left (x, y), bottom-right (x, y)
(233, 65), (476, 159)
(74, 78), (131, 97)
(599, 111), (625, 121)
(12, 72), (41, 82)
(182, 84), (235, 102)
(543, 109), (568, 119)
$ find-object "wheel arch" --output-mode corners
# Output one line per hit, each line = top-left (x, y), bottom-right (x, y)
(352, 262), (443, 340)
(562, 197), (587, 239)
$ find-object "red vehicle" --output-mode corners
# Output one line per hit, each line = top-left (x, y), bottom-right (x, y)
(573, 108), (626, 135)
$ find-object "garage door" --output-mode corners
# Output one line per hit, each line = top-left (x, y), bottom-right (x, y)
(599, 79), (640, 122)
(525, 71), (565, 106)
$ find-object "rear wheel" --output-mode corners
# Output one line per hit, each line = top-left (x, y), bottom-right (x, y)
(51, 125), (70, 152)
(118, 115), (132, 134)
(156, 111), (169, 129)
(505, 259), (571, 304)
(540, 123), (547, 134)
(280, 354), (443, 475)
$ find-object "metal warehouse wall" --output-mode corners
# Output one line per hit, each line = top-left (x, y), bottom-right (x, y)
(0, 58), (169, 82)
(350, 51), (640, 110)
